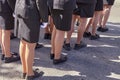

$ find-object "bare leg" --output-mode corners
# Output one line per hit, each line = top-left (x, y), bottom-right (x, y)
(19, 40), (27, 73)
(102, 5), (112, 28)
(25, 40), (36, 76)
(66, 15), (78, 43)
(85, 18), (92, 32)
(76, 18), (87, 44)
(2, 30), (11, 57)
(51, 26), (56, 54)
(54, 29), (65, 59)
(99, 5), (106, 27)
(92, 11), (102, 35)
(0, 28), (5, 56)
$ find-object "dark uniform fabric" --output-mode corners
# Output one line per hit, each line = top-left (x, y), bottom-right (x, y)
(0, 0), (14, 30)
(73, 0), (96, 18)
(7, 0), (16, 10)
(48, 0), (75, 31)
(95, 0), (103, 11)
(107, 0), (115, 5)
(76, 0), (97, 4)
(14, 0), (48, 43)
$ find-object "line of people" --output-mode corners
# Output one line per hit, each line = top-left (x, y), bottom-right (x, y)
(0, 0), (115, 80)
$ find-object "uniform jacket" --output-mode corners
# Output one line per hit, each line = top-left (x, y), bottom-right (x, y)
(7, 0), (16, 10)
(0, 0), (13, 15)
(13, 0), (48, 22)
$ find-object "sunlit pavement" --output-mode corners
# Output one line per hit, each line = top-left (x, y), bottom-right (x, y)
(0, 0), (120, 80)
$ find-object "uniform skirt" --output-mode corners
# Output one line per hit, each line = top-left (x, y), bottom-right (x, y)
(0, 15), (14, 30)
(14, 17), (40, 43)
(48, 0), (75, 31)
(95, 0), (103, 11)
(73, 3), (95, 18)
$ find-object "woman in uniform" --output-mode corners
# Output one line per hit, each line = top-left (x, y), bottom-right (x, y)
(63, 0), (96, 50)
(84, 0), (103, 40)
(98, 0), (115, 32)
(14, 0), (48, 79)
(0, 0), (20, 63)
(48, 0), (76, 64)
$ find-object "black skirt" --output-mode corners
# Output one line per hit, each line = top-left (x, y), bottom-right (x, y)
(48, 0), (75, 31)
(14, 17), (40, 43)
(0, 14), (14, 30)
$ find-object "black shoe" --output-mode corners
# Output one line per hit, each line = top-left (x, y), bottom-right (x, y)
(48, 34), (51, 40)
(22, 73), (26, 79)
(50, 53), (54, 60)
(74, 41), (87, 50)
(83, 32), (91, 38)
(35, 43), (43, 49)
(1, 52), (19, 60)
(44, 33), (51, 40)
(63, 42), (72, 51)
(90, 34), (100, 40)
(10, 33), (17, 39)
(26, 70), (44, 80)
(4, 55), (20, 63)
(97, 27), (108, 32)
(53, 56), (67, 65)
(1, 54), (5, 60)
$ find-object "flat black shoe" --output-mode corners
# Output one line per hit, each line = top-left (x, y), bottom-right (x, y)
(22, 73), (26, 79)
(74, 41), (87, 50)
(53, 56), (67, 65)
(26, 70), (44, 80)
(1, 52), (19, 60)
(63, 42), (71, 51)
(97, 27), (108, 32)
(35, 43), (43, 49)
(44, 33), (51, 40)
(90, 34), (100, 40)
(4, 55), (20, 63)
(83, 32), (91, 38)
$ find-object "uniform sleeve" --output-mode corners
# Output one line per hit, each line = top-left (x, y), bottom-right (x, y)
(36, 0), (48, 22)
(7, 0), (16, 11)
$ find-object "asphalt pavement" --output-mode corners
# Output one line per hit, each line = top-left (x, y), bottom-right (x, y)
(0, 0), (120, 80)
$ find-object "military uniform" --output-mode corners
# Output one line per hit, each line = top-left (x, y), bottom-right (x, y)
(14, 0), (48, 43)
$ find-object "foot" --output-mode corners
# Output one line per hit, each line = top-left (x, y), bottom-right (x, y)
(83, 32), (91, 38)
(26, 69), (44, 80)
(4, 54), (20, 63)
(53, 56), (67, 65)
(1, 52), (19, 60)
(63, 42), (72, 51)
(97, 27), (108, 32)
(21, 73), (26, 79)
(35, 43), (43, 49)
(74, 41), (87, 50)
(90, 34), (100, 40)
